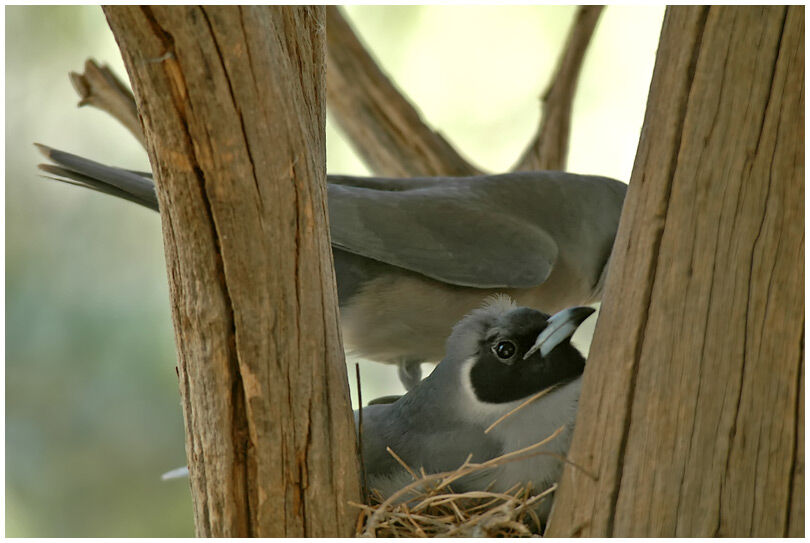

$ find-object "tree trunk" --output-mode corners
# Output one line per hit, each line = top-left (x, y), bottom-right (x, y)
(103, 6), (361, 537)
(546, 5), (804, 537)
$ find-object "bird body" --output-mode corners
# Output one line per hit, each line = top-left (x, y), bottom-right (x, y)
(299, 171), (624, 386)
(356, 297), (594, 523)
(162, 297), (594, 526)
(37, 145), (624, 387)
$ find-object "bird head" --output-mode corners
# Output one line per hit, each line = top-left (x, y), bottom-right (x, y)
(445, 295), (595, 405)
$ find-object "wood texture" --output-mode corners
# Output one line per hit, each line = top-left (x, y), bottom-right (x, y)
(546, 6), (804, 537)
(103, 6), (361, 537)
(70, 59), (145, 147)
(512, 6), (603, 172)
(324, 6), (480, 177)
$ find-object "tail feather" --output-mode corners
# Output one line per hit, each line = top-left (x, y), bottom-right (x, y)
(35, 144), (392, 213)
(38, 163), (159, 210)
(161, 465), (189, 481)
(35, 143), (159, 212)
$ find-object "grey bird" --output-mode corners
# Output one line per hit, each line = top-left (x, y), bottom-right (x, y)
(36, 144), (625, 389)
(358, 296), (595, 525)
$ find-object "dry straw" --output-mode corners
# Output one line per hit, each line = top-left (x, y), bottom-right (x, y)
(352, 427), (566, 537)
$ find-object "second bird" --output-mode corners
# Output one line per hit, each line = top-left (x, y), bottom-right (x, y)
(358, 296), (596, 525)
(37, 145), (626, 388)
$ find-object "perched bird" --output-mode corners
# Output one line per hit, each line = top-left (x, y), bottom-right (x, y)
(358, 296), (595, 524)
(161, 296), (595, 525)
(36, 145), (625, 388)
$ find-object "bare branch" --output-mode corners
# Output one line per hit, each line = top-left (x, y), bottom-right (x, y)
(512, 6), (603, 172)
(325, 6), (480, 177)
(74, 6), (598, 177)
(72, 9), (480, 178)
(70, 59), (145, 148)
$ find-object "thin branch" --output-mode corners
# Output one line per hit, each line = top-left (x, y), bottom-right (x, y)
(325, 6), (480, 177)
(512, 6), (604, 172)
(354, 363), (369, 504)
(69, 59), (145, 148)
(484, 383), (560, 434)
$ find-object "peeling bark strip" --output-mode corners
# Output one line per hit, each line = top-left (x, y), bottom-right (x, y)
(103, 6), (361, 537)
(546, 6), (804, 537)
(324, 6), (480, 177)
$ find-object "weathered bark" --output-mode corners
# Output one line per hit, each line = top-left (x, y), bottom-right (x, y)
(103, 6), (361, 537)
(70, 59), (145, 147)
(512, 6), (602, 172)
(546, 5), (804, 537)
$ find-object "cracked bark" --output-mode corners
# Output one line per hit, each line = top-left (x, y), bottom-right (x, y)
(103, 6), (361, 537)
(545, 6), (804, 537)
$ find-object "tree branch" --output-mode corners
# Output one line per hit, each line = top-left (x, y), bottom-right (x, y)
(70, 59), (145, 147)
(512, 6), (603, 172)
(71, 6), (600, 177)
(103, 5), (360, 536)
(70, 8), (481, 178)
(324, 6), (480, 177)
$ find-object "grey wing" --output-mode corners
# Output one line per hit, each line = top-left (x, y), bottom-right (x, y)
(367, 394), (403, 406)
(358, 404), (502, 493)
(327, 184), (558, 289)
(35, 144), (159, 211)
(327, 174), (448, 191)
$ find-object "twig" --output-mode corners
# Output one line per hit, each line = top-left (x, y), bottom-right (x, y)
(512, 6), (604, 172)
(484, 383), (560, 434)
(354, 363), (369, 504)
(69, 59), (145, 148)
(365, 426), (564, 531)
(385, 446), (420, 481)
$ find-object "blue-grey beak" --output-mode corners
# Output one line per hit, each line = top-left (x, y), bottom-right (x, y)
(523, 306), (596, 359)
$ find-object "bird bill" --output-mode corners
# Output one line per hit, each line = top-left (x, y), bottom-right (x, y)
(523, 306), (595, 359)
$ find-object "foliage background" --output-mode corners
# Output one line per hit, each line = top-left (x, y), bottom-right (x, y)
(5, 5), (664, 536)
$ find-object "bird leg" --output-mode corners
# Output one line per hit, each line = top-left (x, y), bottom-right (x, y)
(397, 359), (423, 390)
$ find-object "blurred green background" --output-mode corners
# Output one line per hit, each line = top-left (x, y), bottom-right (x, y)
(5, 5), (664, 537)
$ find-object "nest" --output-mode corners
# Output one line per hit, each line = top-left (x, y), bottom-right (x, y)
(352, 427), (565, 538)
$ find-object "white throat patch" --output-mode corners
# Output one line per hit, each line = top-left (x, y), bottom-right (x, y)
(458, 356), (525, 425)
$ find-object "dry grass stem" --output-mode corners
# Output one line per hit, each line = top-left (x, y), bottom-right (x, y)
(354, 428), (566, 537)
(484, 384), (560, 434)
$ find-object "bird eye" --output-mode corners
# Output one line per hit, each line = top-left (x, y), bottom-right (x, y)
(493, 340), (516, 360)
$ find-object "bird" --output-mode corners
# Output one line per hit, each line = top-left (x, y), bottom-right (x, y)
(36, 144), (625, 389)
(162, 296), (595, 524)
(357, 296), (595, 525)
